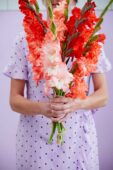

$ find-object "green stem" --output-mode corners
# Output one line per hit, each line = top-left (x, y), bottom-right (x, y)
(35, 1), (39, 13)
(100, 0), (113, 18)
(56, 123), (63, 144)
(46, 0), (57, 37)
(46, 0), (54, 19)
(48, 122), (57, 143)
(60, 123), (65, 132)
(64, 0), (70, 21)
(57, 123), (62, 133)
(48, 88), (66, 144)
(84, 0), (113, 52)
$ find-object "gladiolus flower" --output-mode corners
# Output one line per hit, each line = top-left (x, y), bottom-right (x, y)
(29, 0), (36, 5)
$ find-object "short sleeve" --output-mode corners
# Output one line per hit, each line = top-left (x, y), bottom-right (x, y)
(92, 46), (112, 73)
(3, 32), (28, 80)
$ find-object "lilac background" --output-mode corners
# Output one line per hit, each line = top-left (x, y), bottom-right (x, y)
(0, 11), (113, 170)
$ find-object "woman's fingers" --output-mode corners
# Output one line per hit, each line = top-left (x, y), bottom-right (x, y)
(50, 101), (76, 114)
(50, 109), (70, 117)
(58, 114), (68, 123)
(50, 114), (66, 122)
(50, 103), (71, 111)
(50, 111), (71, 123)
(59, 112), (73, 122)
(48, 97), (80, 120)
(50, 96), (73, 104)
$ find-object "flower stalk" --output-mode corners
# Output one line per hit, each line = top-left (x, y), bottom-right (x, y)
(46, 0), (57, 38)
(46, 0), (68, 145)
(84, 0), (113, 51)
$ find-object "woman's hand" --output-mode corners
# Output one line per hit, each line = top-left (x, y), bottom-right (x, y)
(38, 101), (68, 122)
(48, 73), (109, 122)
(49, 97), (83, 122)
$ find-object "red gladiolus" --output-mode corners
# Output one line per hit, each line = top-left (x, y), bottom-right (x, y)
(19, 0), (48, 83)
(96, 34), (106, 43)
(66, 77), (88, 99)
(19, 0), (107, 98)
(29, 0), (36, 5)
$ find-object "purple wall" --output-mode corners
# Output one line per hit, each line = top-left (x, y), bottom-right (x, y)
(0, 11), (113, 170)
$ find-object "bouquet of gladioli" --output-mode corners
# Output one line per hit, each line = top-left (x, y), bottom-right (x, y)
(19, 0), (113, 144)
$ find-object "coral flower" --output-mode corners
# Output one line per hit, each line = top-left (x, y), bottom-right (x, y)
(29, 0), (36, 5)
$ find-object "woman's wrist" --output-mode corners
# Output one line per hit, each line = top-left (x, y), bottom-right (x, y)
(35, 101), (43, 115)
(27, 101), (43, 116)
(73, 97), (89, 111)
(81, 97), (88, 110)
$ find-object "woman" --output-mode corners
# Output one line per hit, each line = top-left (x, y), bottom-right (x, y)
(3, 0), (112, 169)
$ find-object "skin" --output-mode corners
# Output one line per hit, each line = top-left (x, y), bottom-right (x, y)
(10, 73), (108, 122)
(9, 1), (109, 122)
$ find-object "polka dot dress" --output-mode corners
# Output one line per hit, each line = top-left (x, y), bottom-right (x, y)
(3, 16), (112, 170)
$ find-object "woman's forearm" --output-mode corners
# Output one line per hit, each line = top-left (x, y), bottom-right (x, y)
(81, 88), (108, 110)
(10, 94), (42, 116)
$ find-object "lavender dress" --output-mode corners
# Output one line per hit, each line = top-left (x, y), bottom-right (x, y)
(3, 12), (112, 170)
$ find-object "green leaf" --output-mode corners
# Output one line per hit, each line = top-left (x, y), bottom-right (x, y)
(48, 6), (53, 19)
(51, 21), (57, 35)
